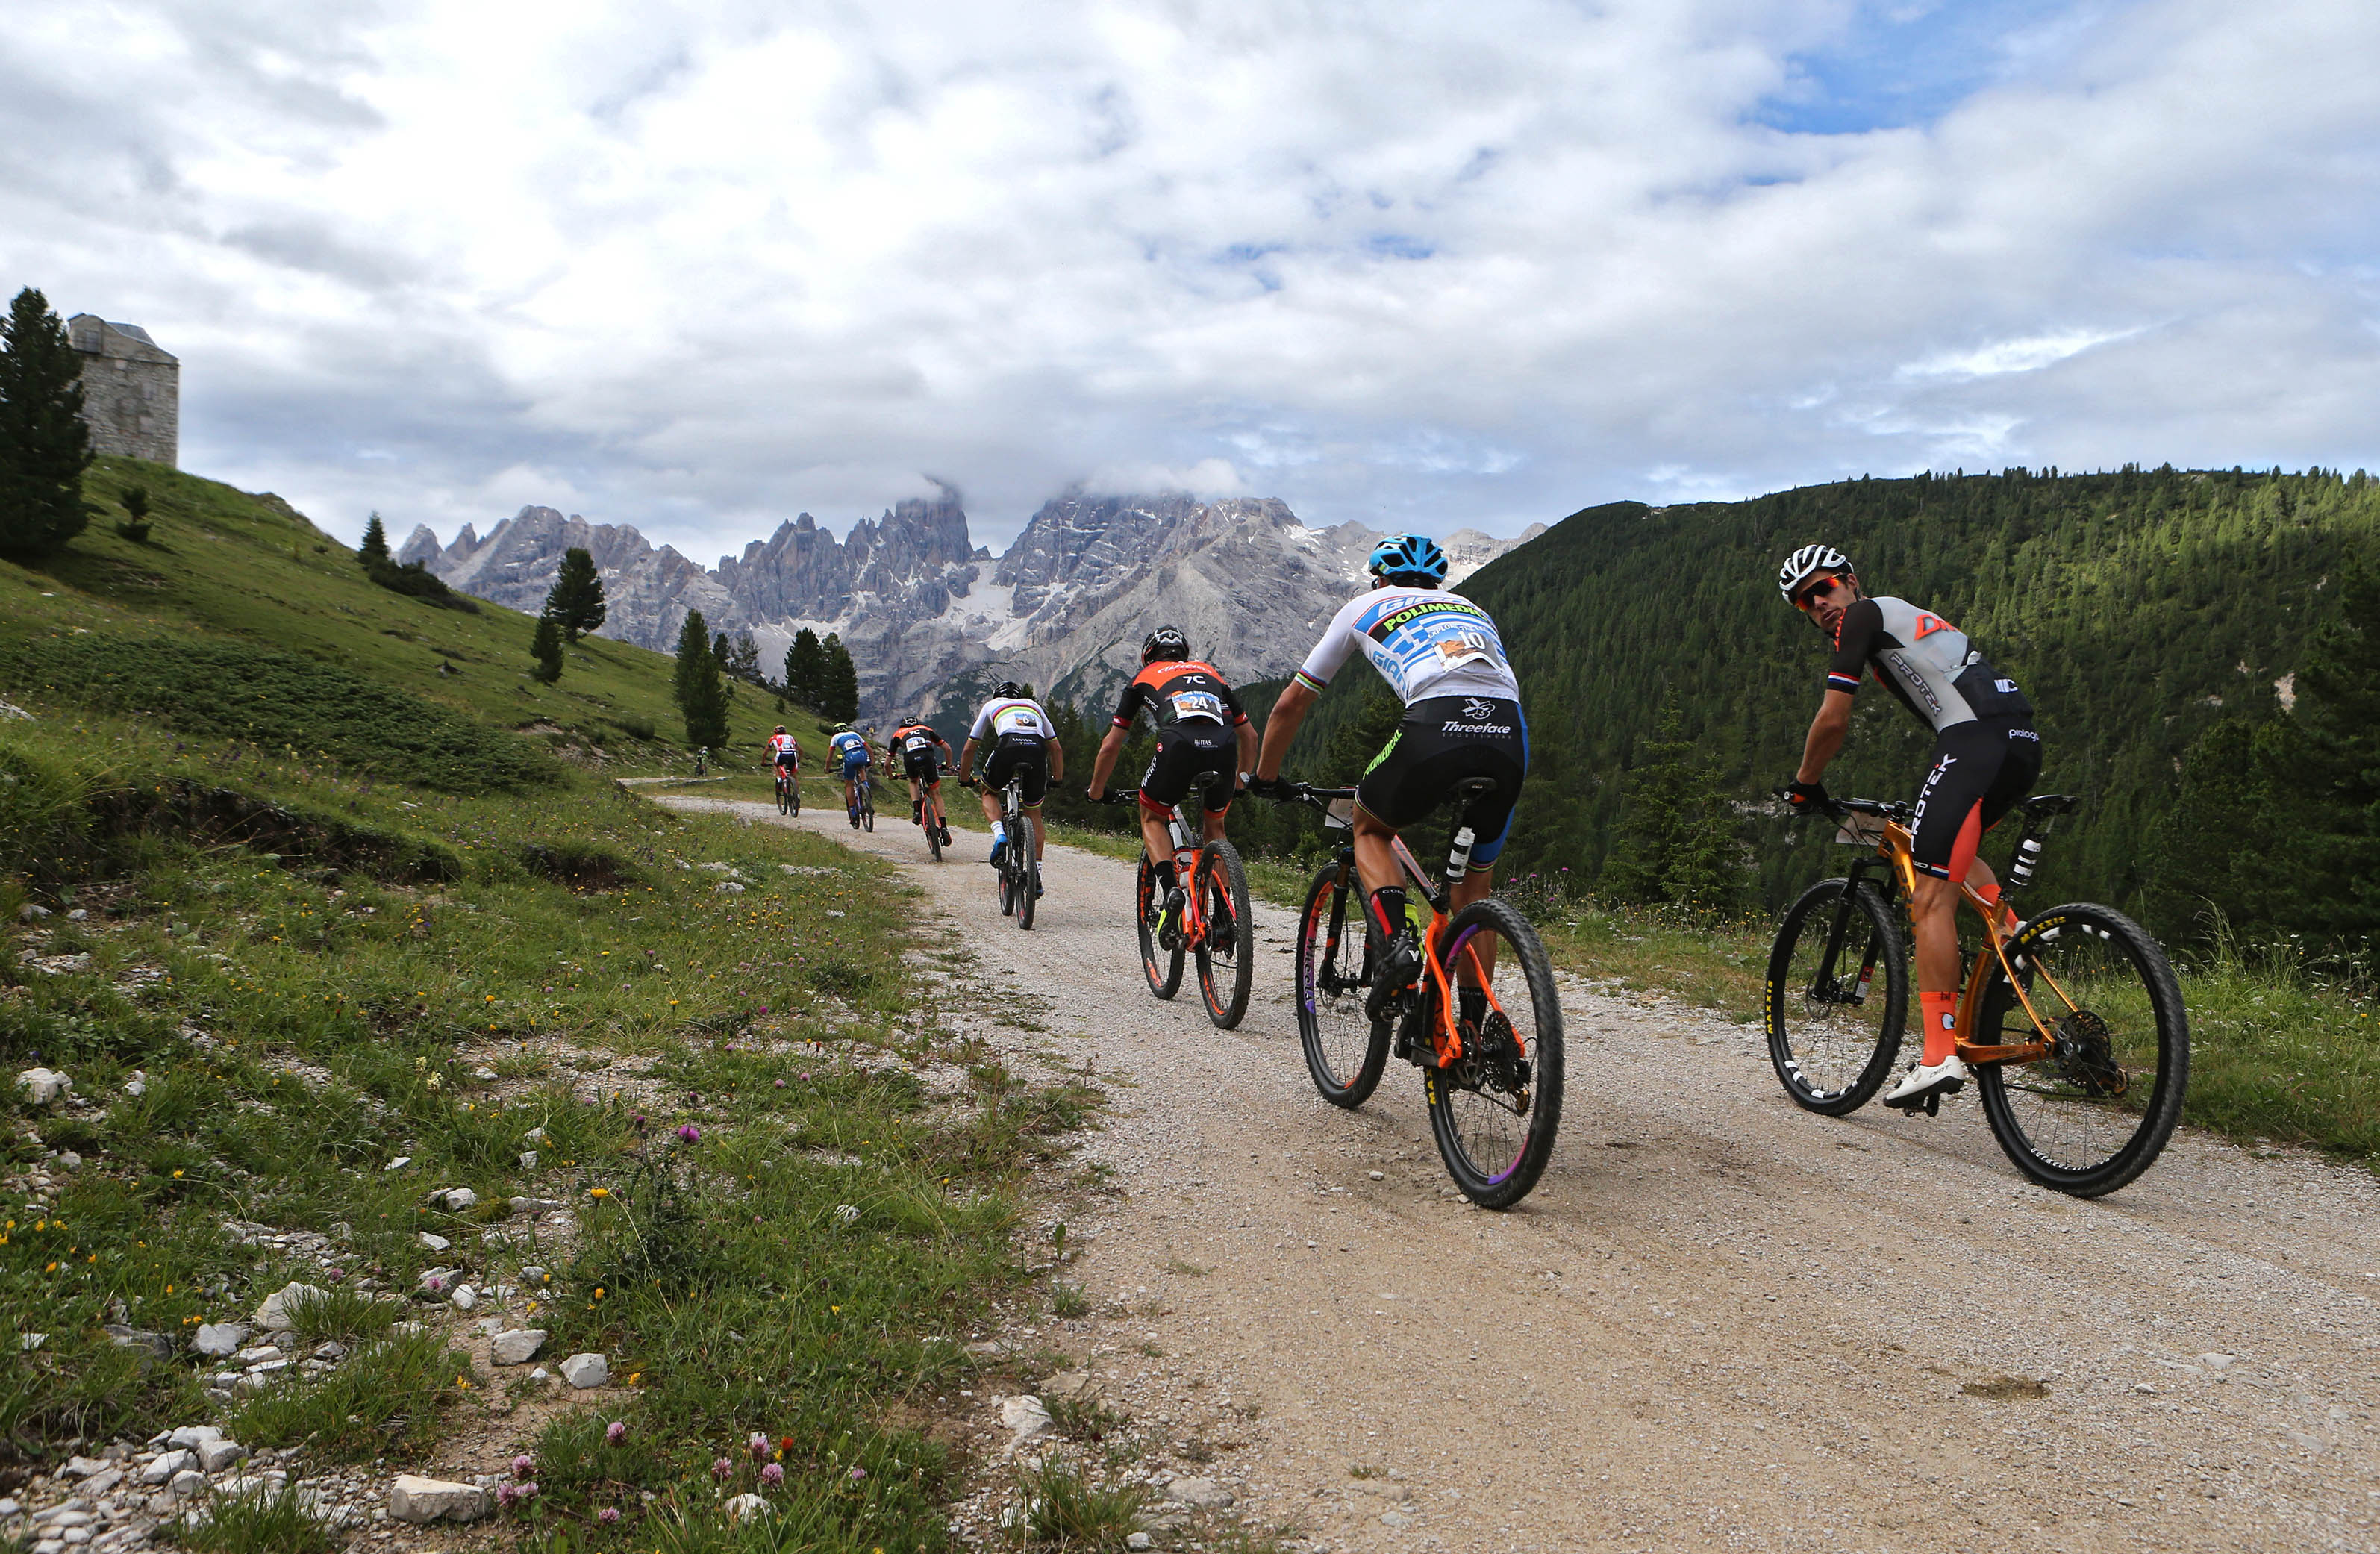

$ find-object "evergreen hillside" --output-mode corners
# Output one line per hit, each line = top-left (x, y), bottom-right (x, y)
(1, 457), (813, 773)
(1457, 466), (2380, 934)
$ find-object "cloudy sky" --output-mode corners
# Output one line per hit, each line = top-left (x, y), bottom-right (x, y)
(5, 0), (2376, 558)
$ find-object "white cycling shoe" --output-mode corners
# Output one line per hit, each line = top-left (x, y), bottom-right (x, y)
(1884, 1054), (1968, 1107)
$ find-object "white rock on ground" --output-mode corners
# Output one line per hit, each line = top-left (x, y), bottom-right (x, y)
(166, 1426), (222, 1449)
(1169, 1477), (1233, 1508)
(253, 1282), (329, 1329)
(451, 1284), (478, 1311)
(491, 1329), (546, 1365)
(559, 1352), (608, 1388)
(15, 1068), (70, 1104)
(387, 1474), (492, 1523)
(192, 1323), (246, 1358)
(725, 1493), (772, 1520)
(999, 1394), (1052, 1453)
(437, 1187), (478, 1211)
(196, 1439), (247, 1473)
(418, 1232), (450, 1251)
(140, 1450), (195, 1485)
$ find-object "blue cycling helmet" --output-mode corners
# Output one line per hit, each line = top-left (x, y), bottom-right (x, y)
(1367, 533), (1449, 587)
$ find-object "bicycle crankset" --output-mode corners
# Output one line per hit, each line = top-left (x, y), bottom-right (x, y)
(2051, 1008), (2128, 1099)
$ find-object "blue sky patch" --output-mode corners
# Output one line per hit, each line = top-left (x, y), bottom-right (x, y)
(1755, 0), (2107, 136)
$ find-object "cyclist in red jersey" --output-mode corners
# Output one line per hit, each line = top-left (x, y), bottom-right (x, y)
(1087, 628), (1258, 932)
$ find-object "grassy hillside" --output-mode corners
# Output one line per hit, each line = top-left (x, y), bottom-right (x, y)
(1461, 466), (2380, 934)
(0, 463), (1098, 1549)
(5, 457), (810, 769)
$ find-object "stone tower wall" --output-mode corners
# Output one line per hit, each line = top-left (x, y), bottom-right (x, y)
(67, 315), (178, 467)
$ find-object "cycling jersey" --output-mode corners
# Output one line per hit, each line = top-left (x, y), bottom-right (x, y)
(767, 734), (800, 767)
(890, 723), (951, 783)
(1293, 585), (1521, 706)
(969, 696), (1054, 742)
(828, 731), (870, 773)
(1111, 661), (1248, 734)
(1827, 597), (2033, 732)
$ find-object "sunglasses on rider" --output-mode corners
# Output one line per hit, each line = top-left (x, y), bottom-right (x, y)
(1793, 575), (1848, 611)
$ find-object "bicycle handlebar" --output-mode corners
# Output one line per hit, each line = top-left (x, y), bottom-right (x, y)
(1772, 787), (1911, 822)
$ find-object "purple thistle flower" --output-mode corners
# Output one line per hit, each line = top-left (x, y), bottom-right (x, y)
(774, 1078), (786, 1088)
(677, 1123), (702, 1144)
(847, 1465), (867, 1482)
(496, 1484), (520, 1510)
(712, 1457), (733, 1481)
(513, 1455), (534, 1479)
(599, 1507), (621, 1526)
(606, 1420), (628, 1445)
(749, 1432), (769, 1458)
(760, 1462), (784, 1488)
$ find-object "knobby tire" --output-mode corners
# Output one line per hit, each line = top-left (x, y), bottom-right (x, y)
(1293, 860), (1387, 1107)
(1765, 878), (1907, 1115)
(1194, 838), (1254, 1029)
(1422, 896), (1564, 1209)
(1013, 813), (1040, 930)
(1137, 855), (1185, 999)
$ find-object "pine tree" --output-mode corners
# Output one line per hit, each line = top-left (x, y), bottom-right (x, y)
(674, 608), (730, 750)
(358, 511), (391, 567)
(784, 628), (824, 708)
(1606, 699), (1743, 915)
(0, 287), (96, 558)
(546, 546), (607, 642)
(2276, 557), (2380, 946)
(529, 613), (564, 684)
(725, 632), (763, 684)
(116, 484), (152, 544)
(821, 633), (860, 722)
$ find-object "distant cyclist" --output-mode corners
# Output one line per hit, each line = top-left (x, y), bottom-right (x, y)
(827, 723), (874, 829)
(766, 725), (801, 799)
(1252, 534), (1527, 1020)
(956, 683), (1065, 881)
(1087, 628), (1256, 937)
(1778, 543), (2040, 1109)
(890, 714), (956, 846)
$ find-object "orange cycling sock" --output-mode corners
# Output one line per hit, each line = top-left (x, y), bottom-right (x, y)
(1919, 990), (1960, 1065)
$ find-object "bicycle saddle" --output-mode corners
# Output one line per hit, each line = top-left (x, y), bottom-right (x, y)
(1451, 776), (1500, 802)
(2020, 793), (2078, 817)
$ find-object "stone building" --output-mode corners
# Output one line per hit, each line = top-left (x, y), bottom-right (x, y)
(67, 314), (178, 466)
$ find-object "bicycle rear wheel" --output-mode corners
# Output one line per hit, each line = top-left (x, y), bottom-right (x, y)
(1193, 840), (1254, 1029)
(926, 797), (942, 861)
(1137, 856), (1184, 999)
(1013, 815), (1040, 930)
(1973, 903), (2188, 1196)
(777, 779), (791, 816)
(1765, 878), (1907, 1115)
(860, 780), (875, 832)
(1293, 860), (1384, 1106)
(789, 776), (800, 816)
(1424, 898), (1564, 1208)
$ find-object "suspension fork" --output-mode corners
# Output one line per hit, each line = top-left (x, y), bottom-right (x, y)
(1319, 846), (1358, 988)
(1809, 857), (1884, 1001)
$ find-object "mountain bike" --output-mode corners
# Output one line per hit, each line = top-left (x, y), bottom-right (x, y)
(1767, 790), (2189, 1197)
(775, 766), (802, 817)
(855, 771), (875, 833)
(915, 770), (949, 862)
(967, 776), (1040, 929)
(1267, 780), (1564, 1209)
(1105, 777), (1254, 1029)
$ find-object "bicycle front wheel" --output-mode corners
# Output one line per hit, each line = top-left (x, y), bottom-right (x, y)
(789, 777), (801, 817)
(1013, 815), (1040, 930)
(926, 802), (942, 861)
(1137, 857), (1184, 999)
(1424, 898), (1564, 1208)
(1973, 903), (2188, 1196)
(1293, 860), (1384, 1105)
(1766, 878), (1907, 1115)
(1193, 839), (1255, 1029)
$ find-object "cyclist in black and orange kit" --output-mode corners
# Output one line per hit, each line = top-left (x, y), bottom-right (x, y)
(888, 714), (955, 846)
(1778, 543), (2042, 1110)
(1087, 628), (1258, 937)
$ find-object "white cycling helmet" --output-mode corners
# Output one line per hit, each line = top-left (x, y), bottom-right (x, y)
(1778, 543), (1852, 602)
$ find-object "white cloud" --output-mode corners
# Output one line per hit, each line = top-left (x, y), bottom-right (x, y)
(3, 0), (2376, 555)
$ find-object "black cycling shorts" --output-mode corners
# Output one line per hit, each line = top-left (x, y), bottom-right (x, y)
(1358, 696), (1529, 867)
(1139, 723), (1236, 816)
(902, 752), (942, 786)
(983, 734), (1049, 806)
(772, 753), (798, 771)
(1909, 719), (2042, 881)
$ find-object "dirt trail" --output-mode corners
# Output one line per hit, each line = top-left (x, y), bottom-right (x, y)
(667, 796), (2380, 1553)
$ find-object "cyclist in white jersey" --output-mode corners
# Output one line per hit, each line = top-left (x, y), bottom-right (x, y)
(1252, 534), (1528, 1012)
(826, 724), (874, 828)
(956, 683), (1066, 875)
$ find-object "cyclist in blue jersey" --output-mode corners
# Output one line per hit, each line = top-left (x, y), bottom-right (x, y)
(1251, 534), (1528, 1015)
(827, 723), (875, 829)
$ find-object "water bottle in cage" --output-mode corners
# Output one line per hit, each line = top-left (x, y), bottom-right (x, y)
(1446, 826), (1476, 887)
(2008, 835), (2044, 889)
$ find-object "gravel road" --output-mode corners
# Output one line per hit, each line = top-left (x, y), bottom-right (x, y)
(671, 796), (2380, 1553)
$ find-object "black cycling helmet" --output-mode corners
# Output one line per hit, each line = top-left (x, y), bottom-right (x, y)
(994, 681), (1025, 699)
(1141, 627), (1190, 664)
